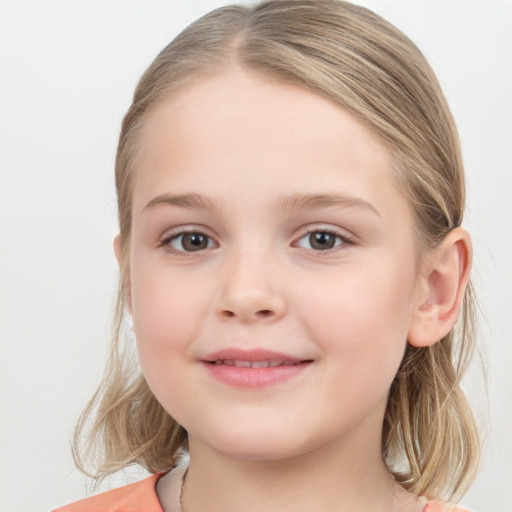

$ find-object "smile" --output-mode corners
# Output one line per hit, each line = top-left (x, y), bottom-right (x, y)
(202, 349), (313, 388)
(211, 359), (302, 368)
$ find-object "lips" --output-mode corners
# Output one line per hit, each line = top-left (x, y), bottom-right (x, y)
(203, 348), (306, 364)
(212, 359), (302, 368)
(202, 348), (312, 388)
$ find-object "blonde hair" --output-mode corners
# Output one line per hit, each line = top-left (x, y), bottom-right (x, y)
(73, 0), (480, 501)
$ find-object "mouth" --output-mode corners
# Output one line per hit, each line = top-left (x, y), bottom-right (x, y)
(208, 359), (305, 368)
(201, 349), (313, 388)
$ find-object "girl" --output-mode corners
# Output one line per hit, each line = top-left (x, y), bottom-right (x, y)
(55, 1), (480, 510)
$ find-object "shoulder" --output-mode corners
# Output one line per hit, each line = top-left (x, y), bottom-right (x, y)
(53, 473), (164, 512)
(424, 501), (471, 512)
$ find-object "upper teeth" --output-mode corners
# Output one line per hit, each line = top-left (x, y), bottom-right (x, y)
(214, 359), (298, 368)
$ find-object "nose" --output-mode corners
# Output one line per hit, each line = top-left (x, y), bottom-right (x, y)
(215, 251), (286, 323)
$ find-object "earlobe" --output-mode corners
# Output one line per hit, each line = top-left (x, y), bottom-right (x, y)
(408, 228), (472, 348)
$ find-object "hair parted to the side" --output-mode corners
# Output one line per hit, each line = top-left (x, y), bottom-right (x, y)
(73, 0), (480, 501)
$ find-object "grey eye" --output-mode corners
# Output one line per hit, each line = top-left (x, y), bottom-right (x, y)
(170, 232), (214, 252)
(296, 231), (344, 251)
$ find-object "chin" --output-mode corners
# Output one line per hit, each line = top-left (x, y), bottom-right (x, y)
(191, 421), (327, 462)
(214, 442), (309, 462)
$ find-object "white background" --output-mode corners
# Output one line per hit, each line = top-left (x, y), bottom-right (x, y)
(0, 1), (511, 511)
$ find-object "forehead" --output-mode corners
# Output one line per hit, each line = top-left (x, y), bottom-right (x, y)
(132, 67), (409, 220)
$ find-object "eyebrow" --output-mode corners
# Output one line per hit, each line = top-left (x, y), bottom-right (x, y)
(143, 192), (380, 216)
(279, 193), (380, 216)
(144, 193), (219, 212)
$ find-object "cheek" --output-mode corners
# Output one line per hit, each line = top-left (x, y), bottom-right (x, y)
(298, 258), (416, 388)
(129, 263), (212, 423)
(129, 259), (207, 371)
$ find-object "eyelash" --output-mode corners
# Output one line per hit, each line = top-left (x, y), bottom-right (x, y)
(159, 229), (217, 255)
(158, 228), (355, 255)
(295, 229), (354, 253)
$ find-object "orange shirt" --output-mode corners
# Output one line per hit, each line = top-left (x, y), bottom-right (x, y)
(54, 474), (163, 512)
(54, 473), (470, 512)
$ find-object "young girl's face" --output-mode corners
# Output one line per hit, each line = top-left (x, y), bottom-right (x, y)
(125, 67), (424, 460)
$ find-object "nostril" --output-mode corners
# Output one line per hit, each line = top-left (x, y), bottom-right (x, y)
(256, 310), (273, 317)
(219, 309), (276, 321)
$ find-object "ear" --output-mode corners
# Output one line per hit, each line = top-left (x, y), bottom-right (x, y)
(113, 235), (132, 313)
(113, 234), (123, 266)
(408, 227), (472, 348)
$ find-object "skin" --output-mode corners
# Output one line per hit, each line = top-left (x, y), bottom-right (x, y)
(116, 67), (470, 512)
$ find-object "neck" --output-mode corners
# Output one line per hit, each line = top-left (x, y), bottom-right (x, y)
(156, 399), (426, 512)
(179, 423), (399, 512)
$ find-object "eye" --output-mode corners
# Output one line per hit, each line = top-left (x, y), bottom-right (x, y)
(295, 230), (348, 251)
(164, 231), (216, 252)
